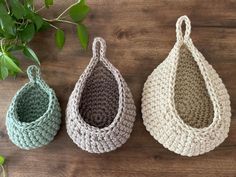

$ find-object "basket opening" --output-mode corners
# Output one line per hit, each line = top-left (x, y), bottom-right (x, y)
(16, 85), (49, 123)
(79, 61), (119, 128)
(174, 44), (214, 128)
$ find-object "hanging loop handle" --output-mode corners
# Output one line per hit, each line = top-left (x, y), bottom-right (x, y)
(27, 65), (41, 82)
(92, 37), (106, 60)
(176, 15), (191, 42)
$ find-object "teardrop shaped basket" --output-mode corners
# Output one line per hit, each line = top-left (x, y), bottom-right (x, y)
(6, 65), (61, 150)
(142, 16), (231, 156)
(66, 37), (136, 153)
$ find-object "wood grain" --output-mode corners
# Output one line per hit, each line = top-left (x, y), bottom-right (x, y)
(1, 0), (236, 176)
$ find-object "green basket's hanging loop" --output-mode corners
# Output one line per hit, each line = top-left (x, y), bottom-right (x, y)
(27, 65), (41, 82)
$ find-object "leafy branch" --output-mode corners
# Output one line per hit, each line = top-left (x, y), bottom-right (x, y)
(0, 0), (90, 80)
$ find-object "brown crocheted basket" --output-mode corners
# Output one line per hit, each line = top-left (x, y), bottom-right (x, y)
(66, 37), (136, 153)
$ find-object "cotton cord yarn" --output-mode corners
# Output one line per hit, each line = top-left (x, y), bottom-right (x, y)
(142, 15), (231, 156)
(66, 37), (136, 153)
(6, 65), (61, 150)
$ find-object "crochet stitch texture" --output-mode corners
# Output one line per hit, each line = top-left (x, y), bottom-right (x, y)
(141, 15), (231, 156)
(66, 37), (136, 153)
(6, 65), (61, 150)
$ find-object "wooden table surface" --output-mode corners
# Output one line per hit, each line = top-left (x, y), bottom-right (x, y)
(1, 0), (236, 176)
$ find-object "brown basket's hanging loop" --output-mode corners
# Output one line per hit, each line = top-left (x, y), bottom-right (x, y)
(27, 65), (41, 82)
(176, 15), (191, 43)
(92, 37), (107, 60)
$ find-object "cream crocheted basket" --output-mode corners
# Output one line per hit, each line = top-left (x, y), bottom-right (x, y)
(66, 37), (136, 153)
(142, 15), (231, 156)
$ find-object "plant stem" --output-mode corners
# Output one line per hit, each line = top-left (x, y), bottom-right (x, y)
(43, 18), (77, 26)
(60, 15), (69, 20)
(56, 1), (78, 20)
(0, 40), (5, 52)
(41, 1), (80, 28)
(14, 22), (23, 25)
(35, 5), (45, 13)
(56, 19), (77, 25)
(0, 165), (6, 177)
(4, 0), (10, 13)
(48, 23), (58, 30)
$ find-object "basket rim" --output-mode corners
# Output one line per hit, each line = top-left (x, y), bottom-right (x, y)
(168, 39), (231, 133)
(8, 80), (55, 128)
(68, 55), (126, 134)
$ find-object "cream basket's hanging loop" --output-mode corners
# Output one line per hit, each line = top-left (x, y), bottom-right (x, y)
(92, 37), (107, 60)
(176, 15), (191, 43)
(27, 65), (41, 82)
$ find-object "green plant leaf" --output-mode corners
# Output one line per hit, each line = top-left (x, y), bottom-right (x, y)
(9, 55), (20, 66)
(55, 29), (65, 49)
(76, 24), (89, 49)
(7, 45), (24, 52)
(31, 14), (44, 31)
(23, 46), (40, 65)
(24, 8), (44, 31)
(10, 0), (26, 19)
(0, 4), (15, 36)
(24, 0), (33, 7)
(0, 27), (4, 36)
(69, 3), (90, 22)
(0, 66), (8, 80)
(7, 55), (20, 77)
(0, 155), (5, 165)
(44, 0), (53, 8)
(19, 23), (35, 42)
(80, 0), (86, 5)
(38, 21), (51, 31)
(24, 5), (34, 18)
(2, 54), (22, 73)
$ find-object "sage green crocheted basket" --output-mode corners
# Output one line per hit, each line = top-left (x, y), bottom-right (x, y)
(6, 65), (61, 150)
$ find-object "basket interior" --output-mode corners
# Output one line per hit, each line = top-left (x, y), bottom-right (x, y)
(79, 61), (119, 128)
(174, 45), (214, 128)
(16, 85), (49, 123)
